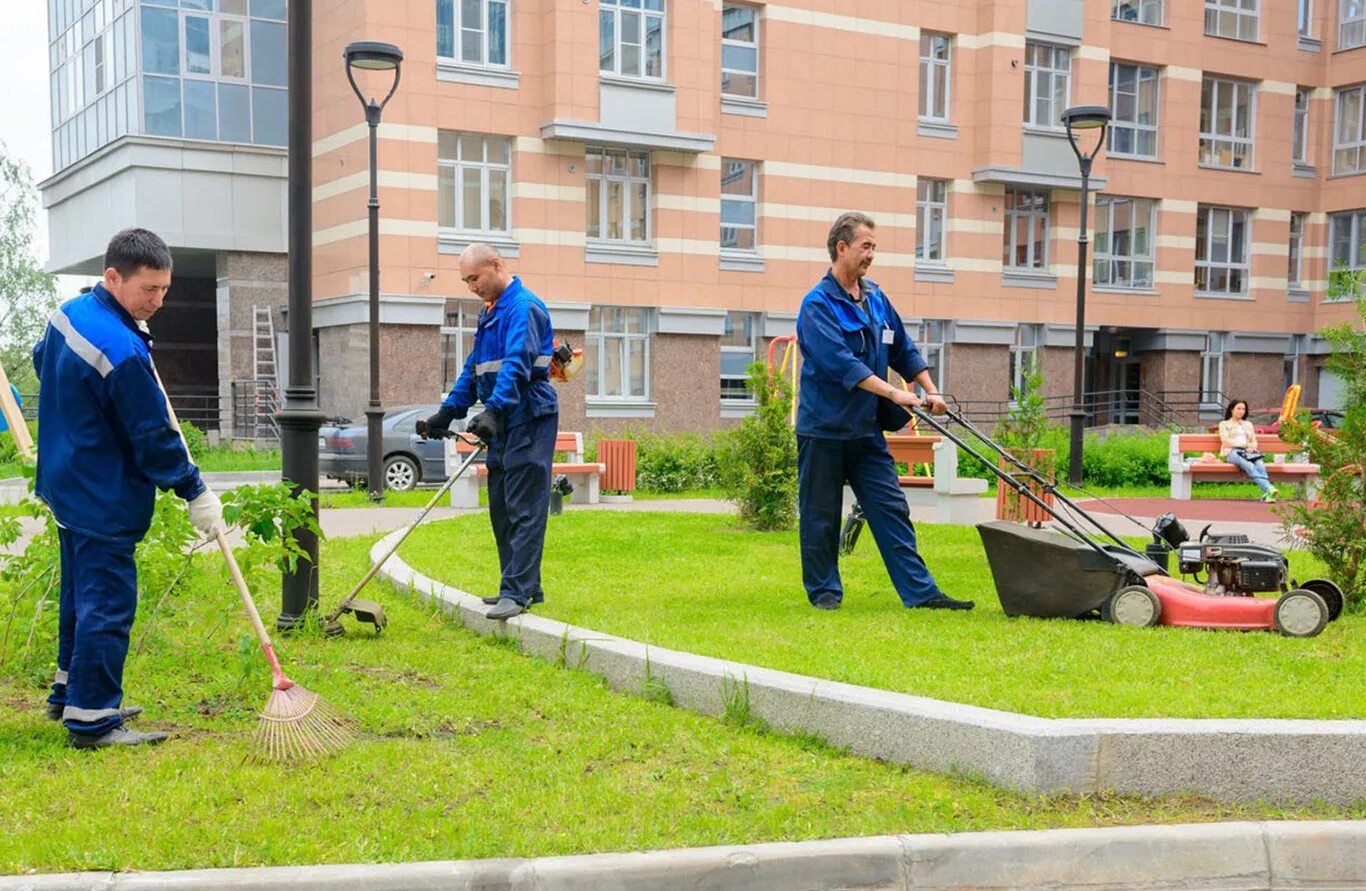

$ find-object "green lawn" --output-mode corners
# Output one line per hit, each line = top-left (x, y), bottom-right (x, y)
(6, 535), (1358, 874)
(195, 447), (282, 473)
(399, 512), (1363, 721)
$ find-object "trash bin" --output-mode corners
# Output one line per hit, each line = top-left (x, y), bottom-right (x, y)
(598, 439), (638, 495)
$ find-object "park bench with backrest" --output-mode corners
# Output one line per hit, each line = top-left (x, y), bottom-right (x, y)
(445, 432), (606, 507)
(884, 433), (987, 522)
(1168, 433), (1318, 500)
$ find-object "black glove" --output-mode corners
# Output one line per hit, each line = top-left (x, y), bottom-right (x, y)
(420, 406), (458, 440)
(466, 409), (502, 444)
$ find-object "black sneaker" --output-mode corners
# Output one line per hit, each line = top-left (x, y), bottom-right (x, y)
(48, 703), (143, 722)
(911, 595), (976, 611)
(485, 598), (526, 621)
(811, 597), (841, 610)
(68, 726), (168, 749)
(481, 593), (544, 607)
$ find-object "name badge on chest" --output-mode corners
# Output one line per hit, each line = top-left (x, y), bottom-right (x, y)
(881, 327), (895, 345)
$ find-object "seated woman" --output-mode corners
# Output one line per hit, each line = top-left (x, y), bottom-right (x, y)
(1219, 399), (1277, 503)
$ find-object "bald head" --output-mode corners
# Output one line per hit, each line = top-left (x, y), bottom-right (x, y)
(458, 242), (513, 303)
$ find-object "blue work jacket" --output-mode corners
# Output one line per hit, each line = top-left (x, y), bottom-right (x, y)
(795, 271), (928, 440)
(33, 285), (206, 542)
(443, 276), (558, 428)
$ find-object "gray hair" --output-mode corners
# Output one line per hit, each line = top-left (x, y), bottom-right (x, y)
(826, 212), (876, 262)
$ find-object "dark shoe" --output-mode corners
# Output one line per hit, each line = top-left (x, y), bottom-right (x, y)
(481, 593), (544, 607)
(68, 726), (168, 749)
(811, 597), (841, 611)
(486, 598), (526, 621)
(911, 595), (976, 611)
(48, 703), (143, 722)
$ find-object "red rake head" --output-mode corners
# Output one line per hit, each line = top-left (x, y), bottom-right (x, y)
(249, 683), (355, 764)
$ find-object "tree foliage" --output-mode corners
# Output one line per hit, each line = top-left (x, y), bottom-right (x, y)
(0, 145), (58, 393)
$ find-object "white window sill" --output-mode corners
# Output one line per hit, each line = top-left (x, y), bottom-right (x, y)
(1293, 162), (1317, 178)
(1203, 32), (1265, 46)
(436, 60), (520, 90)
(599, 74), (675, 94)
(719, 249), (765, 272)
(587, 400), (657, 419)
(438, 231), (520, 257)
(585, 241), (659, 266)
(1093, 285), (1158, 296)
(1299, 34), (1322, 52)
(1327, 169), (1366, 179)
(1194, 291), (1253, 301)
(721, 96), (767, 117)
(1108, 152), (1162, 164)
(1197, 162), (1258, 174)
(917, 119), (958, 139)
(1001, 269), (1058, 289)
(914, 264), (954, 284)
(720, 400), (757, 419)
(1022, 124), (1068, 138)
(1287, 287), (1311, 303)
(1337, 40), (1366, 53)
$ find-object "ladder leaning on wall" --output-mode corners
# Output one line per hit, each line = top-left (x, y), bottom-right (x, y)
(250, 305), (281, 440)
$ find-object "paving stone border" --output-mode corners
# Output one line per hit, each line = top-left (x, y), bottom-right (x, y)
(6, 821), (1366, 890)
(371, 528), (1366, 805)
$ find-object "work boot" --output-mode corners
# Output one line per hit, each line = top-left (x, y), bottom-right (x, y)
(68, 726), (168, 749)
(47, 703), (143, 722)
(481, 592), (544, 607)
(811, 597), (841, 611)
(485, 598), (526, 621)
(910, 594), (976, 611)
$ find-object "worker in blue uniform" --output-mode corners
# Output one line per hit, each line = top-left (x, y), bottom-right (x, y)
(34, 228), (226, 749)
(796, 212), (974, 612)
(422, 243), (558, 621)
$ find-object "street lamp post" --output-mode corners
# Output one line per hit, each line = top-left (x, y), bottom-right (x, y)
(1061, 104), (1111, 488)
(344, 40), (404, 502)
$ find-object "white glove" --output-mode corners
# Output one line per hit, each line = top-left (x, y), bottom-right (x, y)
(187, 488), (226, 537)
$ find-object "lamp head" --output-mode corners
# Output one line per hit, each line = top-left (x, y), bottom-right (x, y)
(344, 40), (404, 72)
(1061, 105), (1112, 131)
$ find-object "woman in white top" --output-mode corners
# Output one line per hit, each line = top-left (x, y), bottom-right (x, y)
(1218, 399), (1277, 503)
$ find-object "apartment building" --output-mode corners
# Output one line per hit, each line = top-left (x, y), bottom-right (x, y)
(41, 0), (1366, 438)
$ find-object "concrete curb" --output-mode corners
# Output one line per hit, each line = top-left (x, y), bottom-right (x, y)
(5, 821), (1366, 890)
(370, 528), (1366, 805)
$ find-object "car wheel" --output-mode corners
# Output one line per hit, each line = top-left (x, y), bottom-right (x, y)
(384, 455), (420, 491)
(1274, 589), (1328, 638)
(1102, 585), (1161, 628)
(1299, 578), (1344, 622)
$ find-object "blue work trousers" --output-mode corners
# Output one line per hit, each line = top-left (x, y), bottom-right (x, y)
(47, 527), (139, 737)
(487, 412), (558, 606)
(797, 434), (941, 607)
(1227, 450), (1275, 495)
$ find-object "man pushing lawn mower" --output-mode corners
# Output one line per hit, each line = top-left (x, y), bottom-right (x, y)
(33, 228), (226, 749)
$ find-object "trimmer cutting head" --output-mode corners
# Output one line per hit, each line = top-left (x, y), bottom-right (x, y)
(321, 599), (388, 637)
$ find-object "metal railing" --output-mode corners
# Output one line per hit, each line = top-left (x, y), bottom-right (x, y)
(231, 378), (281, 442)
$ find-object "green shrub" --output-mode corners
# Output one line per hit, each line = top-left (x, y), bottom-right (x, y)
(179, 420), (208, 461)
(590, 430), (723, 493)
(716, 361), (797, 531)
(952, 424), (1169, 489)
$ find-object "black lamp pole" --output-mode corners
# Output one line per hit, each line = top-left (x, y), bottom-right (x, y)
(277, 0), (325, 631)
(344, 41), (404, 502)
(1062, 104), (1111, 488)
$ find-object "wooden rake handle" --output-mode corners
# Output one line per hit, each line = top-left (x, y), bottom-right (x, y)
(215, 528), (290, 689)
(0, 361), (34, 460)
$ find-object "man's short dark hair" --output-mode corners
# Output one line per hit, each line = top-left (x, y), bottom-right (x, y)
(827, 212), (876, 262)
(105, 228), (173, 278)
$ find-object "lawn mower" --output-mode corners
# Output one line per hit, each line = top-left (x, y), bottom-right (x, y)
(901, 405), (1343, 638)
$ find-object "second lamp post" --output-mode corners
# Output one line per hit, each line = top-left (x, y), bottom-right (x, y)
(344, 40), (404, 501)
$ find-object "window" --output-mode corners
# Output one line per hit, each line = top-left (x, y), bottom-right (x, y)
(1199, 76), (1255, 169)
(1200, 332), (1225, 407)
(1329, 209), (1366, 271)
(916, 321), (946, 395)
(1334, 85), (1366, 175)
(720, 5), (758, 99)
(1003, 188), (1049, 270)
(720, 311), (758, 401)
(1204, 0), (1259, 41)
(916, 178), (948, 264)
(720, 159), (757, 250)
(1299, 0), (1313, 35)
(1195, 206), (1249, 295)
(586, 147), (650, 243)
(1108, 62), (1159, 158)
(1094, 196), (1156, 289)
(1288, 212), (1307, 287)
(919, 32), (952, 122)
(1023, 43), (1070, 128)
(599, 0), (664, 80)
(1294, 87), (1310, 165)
(585, 307), (651, 400)
(438, 132), (511, 233)
(440, 299), (481, 391)
(1342, 0), (1366, 48)
(436, 0), (508, 66)
(1112, 0), (1162, 24)
(1009, 325), (1040, 399)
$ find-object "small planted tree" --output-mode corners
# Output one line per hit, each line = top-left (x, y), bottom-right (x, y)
(1277, 272), (1366, 611)
(993, 362), (1054, 524)
(718, 360), (798, 531)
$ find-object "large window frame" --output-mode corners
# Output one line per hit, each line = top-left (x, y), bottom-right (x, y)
(1334, 84), (1366, 175)
(720, 4), (758, 99)
(719, 158), (758, 251)
(1294, 87), (1311, 165)
(1200, 332), (1226, 409)
(436, 0), (510, 68)
(919, 32), (952, 122)
(599, 0), (665, 81)
(1008, 324), (1041, 401)
(585, 306), (652, 402)
(1341, 0), (1366, 49)
(720, 311), (759, 401)
(916, 178), (949, 265)
(916, 320), (946, 396)
(586, 147), (652, 245)
(1195, 205), (1250, 296)
(1289, 211), (1307, 288)
(1003, 188), (1050, 271)
(1329, 209), (1366, 272)
(1023, 42), (1071, 129)
(1199, 76), (1256, 170)
(440, 299), (482, 392)
(1204, 0), (1260, 41)
(437, 132), (512, 235)
(1108, 62), (1160, 158)
(1112, 0), (1163, 25)
(1093, 196), (1156, 290)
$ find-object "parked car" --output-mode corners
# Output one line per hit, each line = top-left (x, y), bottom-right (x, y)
(319, 404), (466, 491)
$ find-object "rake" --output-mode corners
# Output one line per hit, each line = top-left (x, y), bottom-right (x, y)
(214, 529), (355, 762)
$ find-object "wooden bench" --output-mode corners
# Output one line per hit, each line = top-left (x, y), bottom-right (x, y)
(884, 434), (988, 523)
(1169, 433), (1319, 500)
(444, 431), (606, 508)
